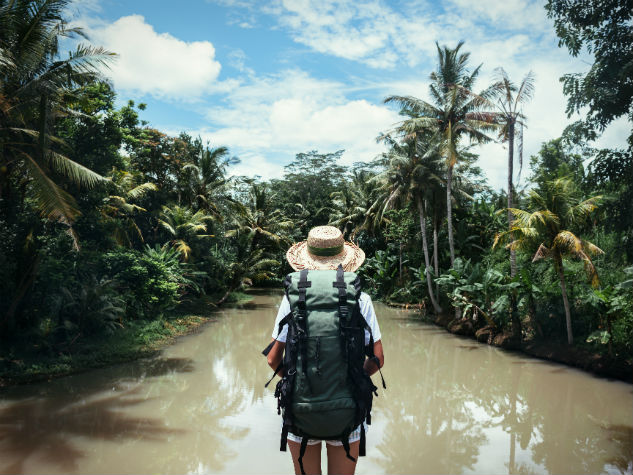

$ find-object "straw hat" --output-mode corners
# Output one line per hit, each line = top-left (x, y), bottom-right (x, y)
(286, 225), (365, 272)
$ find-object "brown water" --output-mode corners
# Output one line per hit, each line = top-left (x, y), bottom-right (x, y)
(1, 290), (632, 475)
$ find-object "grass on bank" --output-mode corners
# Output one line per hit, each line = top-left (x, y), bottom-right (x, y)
(0, 292), (253, 387)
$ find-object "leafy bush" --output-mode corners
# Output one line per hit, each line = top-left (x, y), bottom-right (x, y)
(96, 246), (195, 319)
(436, 258), (518, 328)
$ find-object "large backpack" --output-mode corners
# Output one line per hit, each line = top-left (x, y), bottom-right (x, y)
(262, 264), (386, 474)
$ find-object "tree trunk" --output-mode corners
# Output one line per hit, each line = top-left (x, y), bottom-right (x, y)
(446, 165), (456, 266)
(433, 208), (440, 303)
(507, 120), (521, 340)
(417, 196), (442, 314)
(555, 253), (574, 345)
(398, 242), (403, 283)
(216, 287), (233, 306)
(607, 313), (613, 357)
(507, 120), (517, 278)
(446, 165), (460, 318)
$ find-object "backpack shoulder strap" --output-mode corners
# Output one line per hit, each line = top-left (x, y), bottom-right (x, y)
(297, 269), (311, 376)
(332, 264), (348, 320)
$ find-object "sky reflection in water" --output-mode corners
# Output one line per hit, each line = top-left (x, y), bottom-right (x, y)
(0, 290), (631, 474)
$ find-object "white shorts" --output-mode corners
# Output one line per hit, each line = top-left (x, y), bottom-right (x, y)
(286, 423), (366, 446)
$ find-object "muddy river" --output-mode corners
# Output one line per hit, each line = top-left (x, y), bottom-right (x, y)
(1, 290), (631, 474)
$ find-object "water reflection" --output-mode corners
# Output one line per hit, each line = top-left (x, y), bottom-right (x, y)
(374, 315), (487, 474)
(0, 291), (631, 475)
(371, 307), (633, 475)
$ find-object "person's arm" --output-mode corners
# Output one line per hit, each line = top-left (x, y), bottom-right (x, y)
(267, 338), (286, 376)
(363, 339), (384, 376)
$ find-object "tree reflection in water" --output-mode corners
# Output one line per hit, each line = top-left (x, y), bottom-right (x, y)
(0, 346), (250, 474)
(1, 293), (631, 475)
(370, 307), (632, 475)
(373, 317), (487, 474)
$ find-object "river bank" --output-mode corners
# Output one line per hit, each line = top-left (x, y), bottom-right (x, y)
(0, 293), (252, 387)
(387, 301), (633, 383)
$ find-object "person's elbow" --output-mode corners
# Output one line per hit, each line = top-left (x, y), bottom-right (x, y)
(373, 340), (384, 368)
(267, 339), (285, 369)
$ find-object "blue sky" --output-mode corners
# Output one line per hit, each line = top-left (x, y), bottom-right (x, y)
(71, 0), (630, 190)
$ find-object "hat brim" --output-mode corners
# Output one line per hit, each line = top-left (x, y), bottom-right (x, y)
(286, 240), (365, 272)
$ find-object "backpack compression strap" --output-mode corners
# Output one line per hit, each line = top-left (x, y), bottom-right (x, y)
(333, 264), (349, 319)
(297, 269), (311, 377)
(297, 437), (309, 475)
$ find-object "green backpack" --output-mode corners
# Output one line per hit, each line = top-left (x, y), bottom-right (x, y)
(263, 265), (385, 474)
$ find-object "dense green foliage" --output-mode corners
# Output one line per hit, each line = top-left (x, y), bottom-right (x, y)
(545, 0), (633, 146)
(1, 0), (631, 380)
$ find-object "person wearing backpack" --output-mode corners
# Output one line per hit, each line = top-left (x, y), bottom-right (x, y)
(263, 225), (385, 475)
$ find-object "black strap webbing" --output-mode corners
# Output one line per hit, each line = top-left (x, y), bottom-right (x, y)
(280, 425), (288, 452)
(359, 424), (366, 456)
(297, 270), (310, 376)
(298, 437), (309, 475)
(333, 263), (348, 320)
(264, 362), (283, 388)
(261, 339), (275, 357)
(341, 436), (356, 463)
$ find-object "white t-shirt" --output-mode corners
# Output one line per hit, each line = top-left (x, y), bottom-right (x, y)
(272, 291), (381, 346)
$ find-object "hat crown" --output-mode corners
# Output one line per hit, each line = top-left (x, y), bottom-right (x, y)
(307, 226), (344, 250)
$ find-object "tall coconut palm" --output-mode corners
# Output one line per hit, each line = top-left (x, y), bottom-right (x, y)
(489, 67), (535, 278)
(385, 41), (498, 269)
(372, 136), (445, 313)
(0, 0), (115, 245)
(494, 177), (604, 344)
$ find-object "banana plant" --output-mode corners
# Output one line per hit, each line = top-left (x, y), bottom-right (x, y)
(583, 285), (630, 357)
(436, 258), (520, 328)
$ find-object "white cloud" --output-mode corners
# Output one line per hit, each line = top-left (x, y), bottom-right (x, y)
(209, 0), (553, 70)
(229, 153), (285, 180)
(88, 15), (222, 100)
(211, 0), (439, 68)
(446, 0), (550, 32)
(179, 70), (400, 178)
(592, 116), (632, 151)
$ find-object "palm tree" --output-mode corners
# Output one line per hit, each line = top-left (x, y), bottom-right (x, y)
(215, 247), (279, 305)
(101, 170), (158, 246)
(494, 177), (604, 344)
(328, 168), (380, 239)
(0, 0), (115, 245)
(489, 67), (535, 278)
(180, 144), (238, 216)
(385, 41), (498, 269)
(372, 136), (444, 313)
(158, 204), (215, 261)
(219, 181), (291, 305)
(225, 180), (293, 252)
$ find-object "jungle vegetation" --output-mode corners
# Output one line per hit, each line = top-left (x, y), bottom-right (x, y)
(1, 0), (631, 379)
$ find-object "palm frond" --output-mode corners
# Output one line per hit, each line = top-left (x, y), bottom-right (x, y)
(48, 150), (106, 188)
(127, 182), (158, 200)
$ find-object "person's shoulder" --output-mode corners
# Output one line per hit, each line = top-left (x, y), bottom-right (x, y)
(359, 292), (373, 304)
